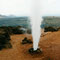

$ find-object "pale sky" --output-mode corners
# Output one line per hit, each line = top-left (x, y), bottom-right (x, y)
(0, 0), (60, 16)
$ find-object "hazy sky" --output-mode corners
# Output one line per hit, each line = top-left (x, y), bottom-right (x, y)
(0, 0), (60, 16)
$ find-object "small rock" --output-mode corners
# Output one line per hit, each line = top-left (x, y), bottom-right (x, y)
(21, 37), (32, 44)
(28, 48), (42, 54)
(27, 39), (32, 44)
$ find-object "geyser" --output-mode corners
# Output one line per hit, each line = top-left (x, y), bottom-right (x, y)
(30, 0), (43, 51)
(31, 17), (42, 51)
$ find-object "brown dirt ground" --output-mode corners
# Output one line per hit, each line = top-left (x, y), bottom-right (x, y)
(0, 31), (60, 60)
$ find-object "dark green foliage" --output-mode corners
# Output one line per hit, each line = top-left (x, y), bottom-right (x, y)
(0, 26), (27, 34)
(44, 26), (58, 32)
(27, 29), (31, 34)
(0, 29), (12, 50)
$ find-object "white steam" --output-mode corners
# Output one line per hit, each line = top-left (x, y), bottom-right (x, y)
(30, 0), (43, 50)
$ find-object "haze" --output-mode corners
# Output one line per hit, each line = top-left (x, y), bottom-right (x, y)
(0, 0), (60, 16)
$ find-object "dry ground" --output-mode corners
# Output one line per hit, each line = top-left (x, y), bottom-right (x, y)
(0, 31), (60, 60)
